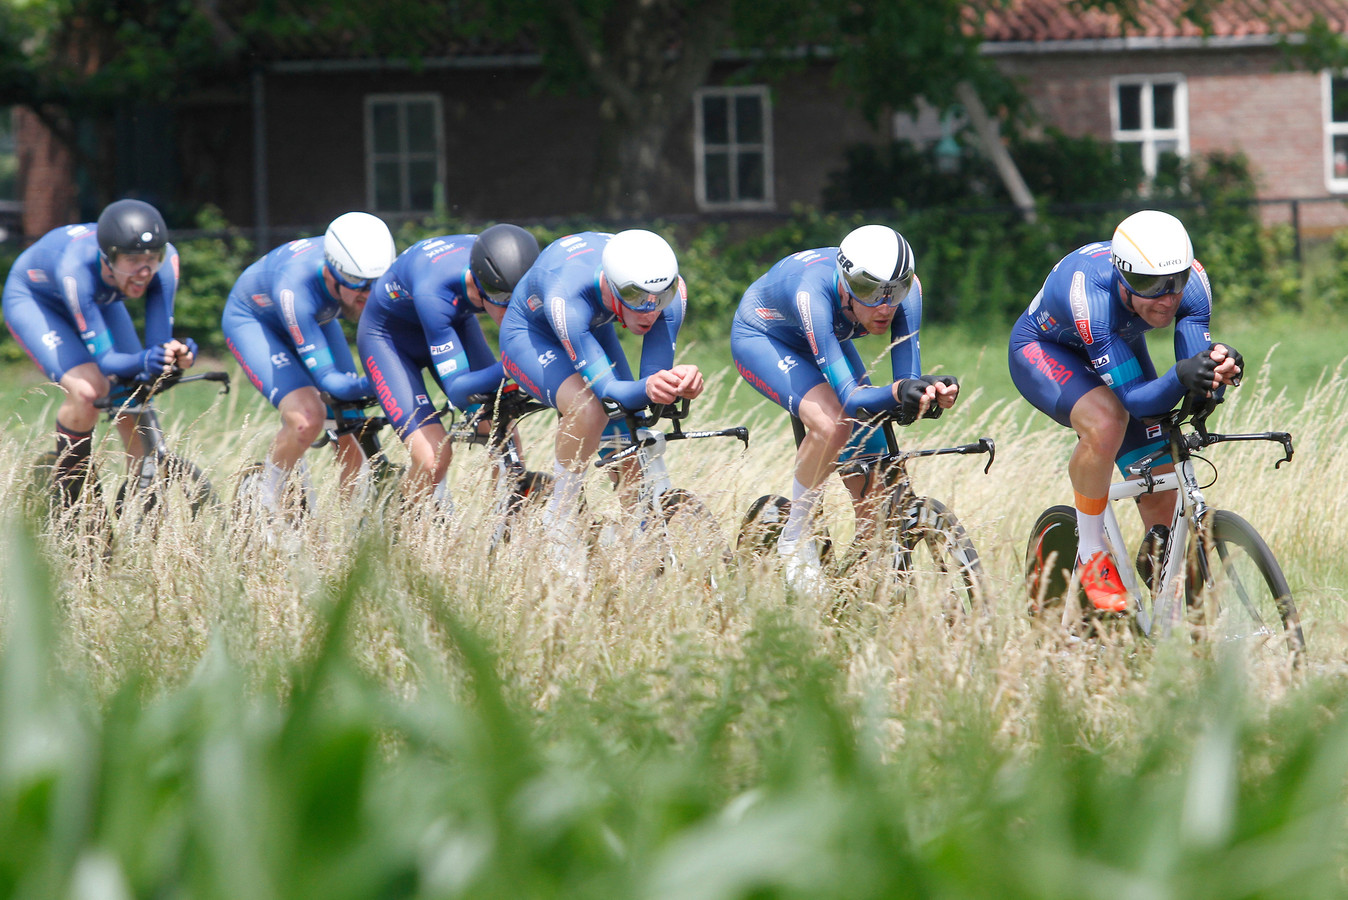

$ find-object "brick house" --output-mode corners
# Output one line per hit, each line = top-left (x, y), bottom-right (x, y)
(4, 0), (1348, 239)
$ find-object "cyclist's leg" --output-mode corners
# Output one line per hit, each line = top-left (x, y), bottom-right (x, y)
(9, 296), (109, 505)
(225, 312), (316, 508)
(361, 324), (445, 496)
(1011, 338), (1131, 609)
(839, 422), (891, 543)
(731, 325), (835, 562)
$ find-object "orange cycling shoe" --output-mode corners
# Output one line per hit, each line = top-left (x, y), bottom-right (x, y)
(1077, 550), (1129, 613)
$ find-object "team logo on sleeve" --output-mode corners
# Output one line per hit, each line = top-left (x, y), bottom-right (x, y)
(754, 307), (784, 321)
(61, 276), (88, 333)
(526, 293), (542, 312)
(251, 293), (272, 307)
(795, 291), (819, 356)
(549, 296), (576, 361)
(26, 269), (48, 284)
(280, 290), (305, 345)
(1069, 272), (1093, 345)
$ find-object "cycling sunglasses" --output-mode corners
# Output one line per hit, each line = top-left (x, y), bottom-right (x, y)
(479, 283), (512, 307)
(614, 279), (679, 313)
(842, 270), (914, 308)
(1119, 267), (1190, 299)
(105, 248), (167, 278)
(328, 262), (374, 292)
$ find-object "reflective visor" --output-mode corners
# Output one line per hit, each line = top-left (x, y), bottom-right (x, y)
(842, 269), (914, 308)
(106, 248), (166, 277)
(328, 262), (373, 292)
(1119, 266), (1190, 299)
(476, 278), (512, 307)
(615, 279), (679, 313)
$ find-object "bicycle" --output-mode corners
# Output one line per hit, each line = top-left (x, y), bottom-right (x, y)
(234, 392), (404, 521)
(445, 383), (555, 550)
(738, 409), (994, 616)
(1025, 392), (1304, 658)
(588, 396), (749, 575)
(93, 369), (231, 534)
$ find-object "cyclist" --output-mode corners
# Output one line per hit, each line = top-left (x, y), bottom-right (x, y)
(1008, 209), (1242, 612)
(356, 224), (540, 512)
(2, 199), (197, 506)
(498, 229), (702, 563)
(222, 211), (396, 513)
(730, 224), (959, 584)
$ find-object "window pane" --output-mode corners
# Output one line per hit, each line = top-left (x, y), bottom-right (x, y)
(704, 151), (730, 202)
(1334, 78), (1348, 123)
(407, 159), (437, 211)
(1152, 83), (1176, 129)
(372, 104), (399, 154)
(1118, 84), (1142, 132)
(374, 160), (402, 210)
(737, 151), (764, 200)
(735, 95), (763, 143)
(406, 102), (436, 153)
(1334, 135), (1348, 179)
(703, 96), (729, 145)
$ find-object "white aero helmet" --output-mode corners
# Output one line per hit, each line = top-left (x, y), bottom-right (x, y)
(324, 211), (397, 289)
(601, 229), (680, 313)
(836, 224), (915, 307)
(1110, 210), (1194, 298)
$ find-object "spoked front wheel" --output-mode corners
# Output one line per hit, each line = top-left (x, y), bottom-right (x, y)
(884, 493), (986, 618)
(1190, 509), (1304, 658)
(657, 487), (727, 572)
(115, 453), (216, 534)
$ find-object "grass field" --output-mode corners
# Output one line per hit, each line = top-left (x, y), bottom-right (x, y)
(1, 311), (1347, 897)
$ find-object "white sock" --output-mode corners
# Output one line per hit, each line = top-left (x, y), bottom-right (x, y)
(432, 479), (455, 515)
(260, 460), (287, 509)
(544, 459), (583, 531)
(1075, 510), (1107, 562)
(780, 478), (818, 549)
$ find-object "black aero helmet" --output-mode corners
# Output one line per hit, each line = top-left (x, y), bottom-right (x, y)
(96, 199), (168, 260)
(469, 224), (540, 306)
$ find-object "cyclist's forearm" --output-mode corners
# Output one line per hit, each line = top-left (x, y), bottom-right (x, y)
(445, 362), (506, 410)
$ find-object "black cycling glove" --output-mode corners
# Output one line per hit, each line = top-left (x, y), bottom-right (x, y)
(893, 378), (928, 425)
(1175, 348), (1219, 394)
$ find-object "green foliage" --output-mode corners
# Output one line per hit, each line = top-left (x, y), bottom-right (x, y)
(2, 514), (1348, 897)
(172, 205), (255, 351)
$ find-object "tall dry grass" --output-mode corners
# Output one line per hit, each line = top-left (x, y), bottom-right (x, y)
(2, 352), (1341, 748)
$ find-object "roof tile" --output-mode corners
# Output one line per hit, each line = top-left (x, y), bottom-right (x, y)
(973, 0), (1348, 43)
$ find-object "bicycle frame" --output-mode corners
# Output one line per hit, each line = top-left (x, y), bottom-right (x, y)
(99, 371), (231, 482)
(1097, 396), (1293, 638)
(595, 397), (749, 519)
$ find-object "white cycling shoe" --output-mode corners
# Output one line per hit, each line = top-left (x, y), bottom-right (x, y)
(777, 536), (825, 595)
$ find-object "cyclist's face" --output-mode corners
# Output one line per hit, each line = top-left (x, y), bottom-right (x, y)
(1126, 285), (1182, 328)
(623, 308), (661, 335)
(337, 283), (370, 320)
(845, 287), (897, 334)
(104, 252), (163, 297)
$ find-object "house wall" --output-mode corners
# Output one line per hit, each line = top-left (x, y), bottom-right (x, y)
(257, 62), (878, 229)
(996, 45), (1348, 231)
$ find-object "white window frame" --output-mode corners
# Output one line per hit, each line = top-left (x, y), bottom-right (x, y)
(365, 93), (445, 215)
(693, 85), (774, 212)
(1323, 71), (1348, 193)
(1110, 75), (1189, 181)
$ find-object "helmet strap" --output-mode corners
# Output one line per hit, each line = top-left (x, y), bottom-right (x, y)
(601, 273), (630, 329)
